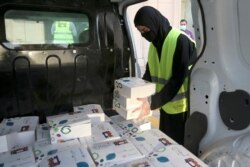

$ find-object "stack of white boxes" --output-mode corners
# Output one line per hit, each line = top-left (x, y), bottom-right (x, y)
(0, 116), (39, 167)
(0, 116), (39, 153)
(0, 146), (36, 167)
(0, 105), (210, 167)
(113, 77), (156, 120)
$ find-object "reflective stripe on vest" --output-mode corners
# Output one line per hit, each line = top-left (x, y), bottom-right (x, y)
(53, 21), (73, 43)
(148, 28), (187, 114)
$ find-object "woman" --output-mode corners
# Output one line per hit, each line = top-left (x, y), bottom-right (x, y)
(134, 6), (196, 145)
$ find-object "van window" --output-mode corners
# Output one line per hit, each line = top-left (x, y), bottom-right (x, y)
(4, 10), (89, 47)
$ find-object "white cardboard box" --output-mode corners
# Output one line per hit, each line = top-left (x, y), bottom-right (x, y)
(109, 115), (151, 138)
(108, 114), (127, 123)
(128, 129), (177, 156)
(0, 146), (36, 167)
(39, 144), (95, 167)
(34, 138), (51, 149)
(113, 100), (152, 120)
(148, 145), (209, 167)
(113, 90), (143, 109)
(113, 158), (155, 167)
(0, 116), (39, 153)
(73, 104), (106, 123)
(36, 123), (50, 142)
(113, 100), (141, 120)
(34, 139), (82, 165)
(46, 112), (91, 144)
(89, 138), (144, 167)
(114, 77), (156, 98)
(84, 122), (121, 145)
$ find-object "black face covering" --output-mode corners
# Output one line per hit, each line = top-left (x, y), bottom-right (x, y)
(134, 6), (171, 56)
(141, 31), (155, 42)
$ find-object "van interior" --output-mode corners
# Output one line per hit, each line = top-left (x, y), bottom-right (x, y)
(0, 0), (249, 166)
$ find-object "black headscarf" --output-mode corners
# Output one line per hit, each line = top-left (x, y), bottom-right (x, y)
(134, 6), (171, 56)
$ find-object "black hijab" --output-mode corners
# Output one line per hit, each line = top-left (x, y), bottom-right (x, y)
(134, 6), (171, 56)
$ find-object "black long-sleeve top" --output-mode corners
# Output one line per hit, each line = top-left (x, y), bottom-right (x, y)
(143, 33), (197, 110)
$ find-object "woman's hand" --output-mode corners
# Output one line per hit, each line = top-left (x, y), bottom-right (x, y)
(133, 97), (151, 120)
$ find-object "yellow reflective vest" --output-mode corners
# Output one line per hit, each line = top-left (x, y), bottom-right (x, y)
(148, 28), (189, 114)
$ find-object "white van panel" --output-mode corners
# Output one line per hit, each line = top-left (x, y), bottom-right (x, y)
(190, 0), (250, 156)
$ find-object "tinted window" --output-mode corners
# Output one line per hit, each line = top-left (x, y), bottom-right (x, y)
(4, 10), (89, 47)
